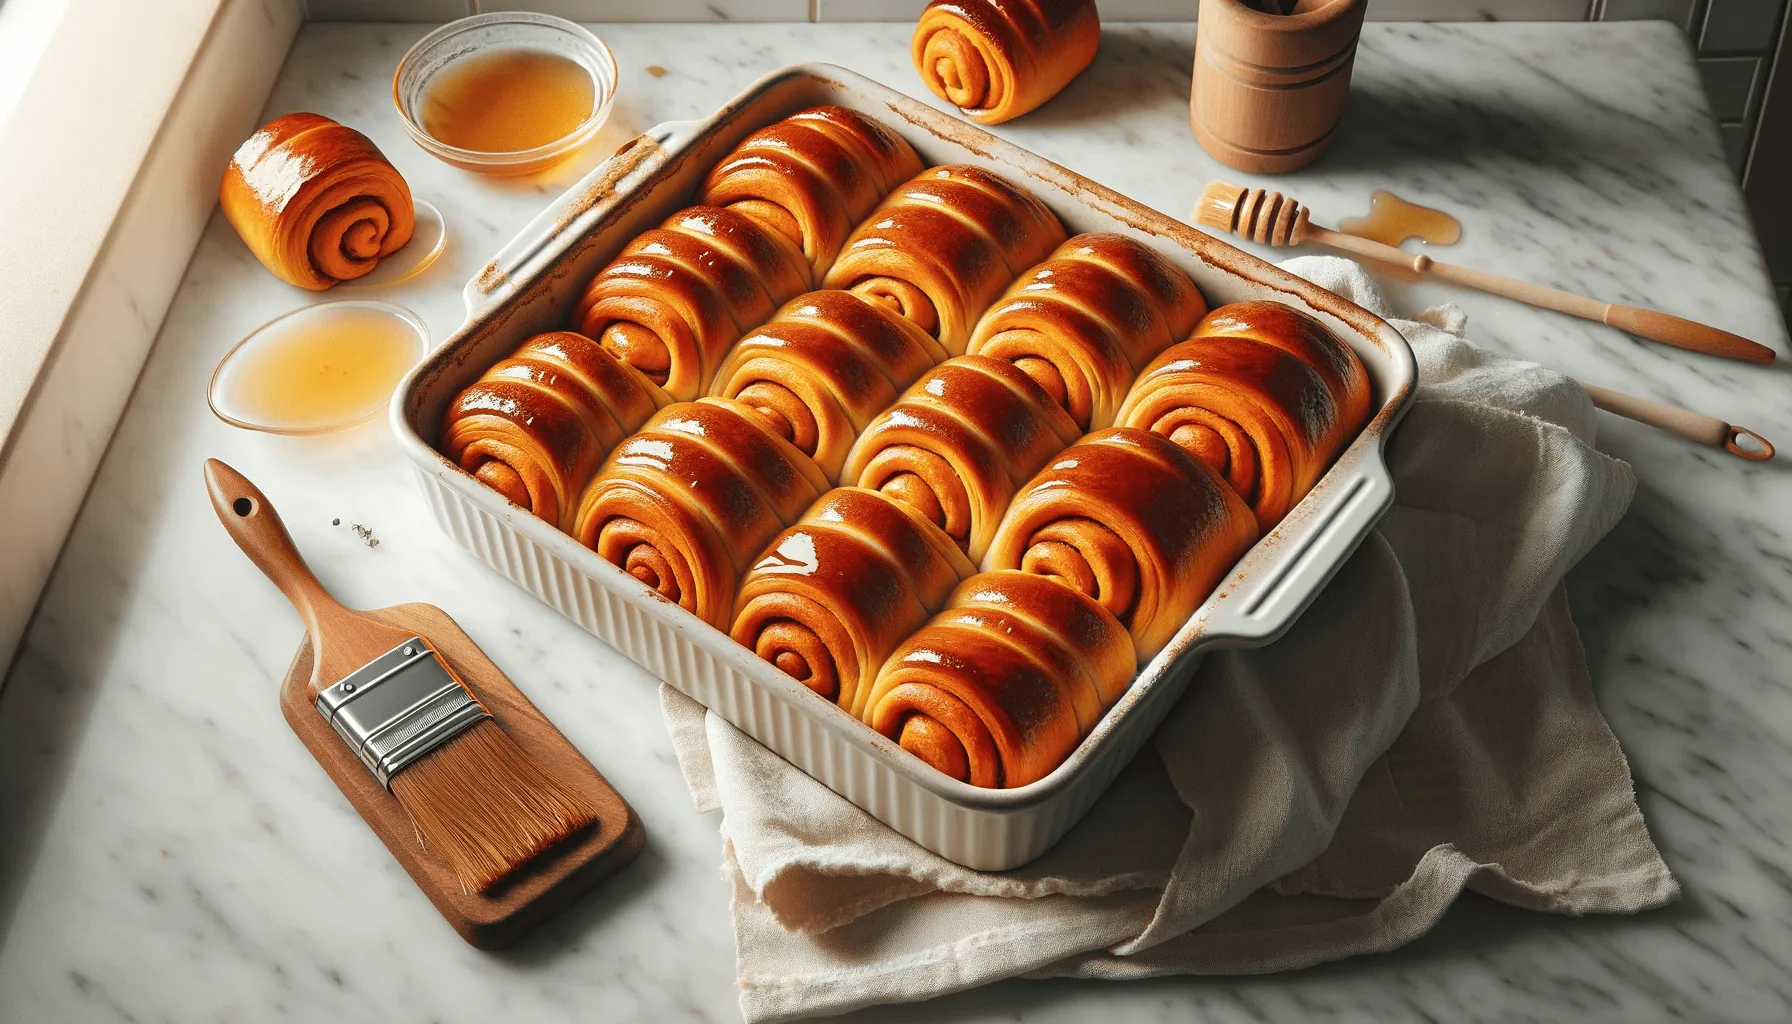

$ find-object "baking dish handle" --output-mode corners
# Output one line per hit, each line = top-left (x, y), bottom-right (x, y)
(1200, 453), (1395, 647)
(461, 118), (706, 322)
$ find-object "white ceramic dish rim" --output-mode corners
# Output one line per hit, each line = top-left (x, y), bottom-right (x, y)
(391, 62), (1417, 816)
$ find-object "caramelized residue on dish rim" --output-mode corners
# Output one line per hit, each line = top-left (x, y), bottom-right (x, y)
(420, 47), (596, 153)
(1338, 190), (1462, 248)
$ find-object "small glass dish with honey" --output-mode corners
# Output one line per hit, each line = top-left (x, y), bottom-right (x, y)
(394, 12), (618, 176)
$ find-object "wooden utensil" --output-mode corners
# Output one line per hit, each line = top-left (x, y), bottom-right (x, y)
(1579, 383), (1775, 461)
(1195, 181), (1777, 364)
(205, 459), (642, 948)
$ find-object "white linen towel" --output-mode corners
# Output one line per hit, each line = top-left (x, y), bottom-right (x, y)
(660, 256), (1679, 1023)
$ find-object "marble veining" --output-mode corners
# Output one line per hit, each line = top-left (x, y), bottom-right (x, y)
(1, 19), (1789, 1024)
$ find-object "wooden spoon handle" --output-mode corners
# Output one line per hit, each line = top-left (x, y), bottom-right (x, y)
(204, 458), (357, 641)
(1579, 384), (1776, 461)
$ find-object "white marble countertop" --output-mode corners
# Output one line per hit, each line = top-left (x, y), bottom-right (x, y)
(2, 19), (1789, 1024)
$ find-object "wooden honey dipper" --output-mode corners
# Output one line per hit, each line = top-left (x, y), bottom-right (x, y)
(1196, 182), (1776, 364)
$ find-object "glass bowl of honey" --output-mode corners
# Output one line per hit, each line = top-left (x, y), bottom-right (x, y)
(394, 12), (618, 176)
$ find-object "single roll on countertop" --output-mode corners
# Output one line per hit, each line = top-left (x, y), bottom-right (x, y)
(708, 290), (949, 482)
(699, 105), (923, 277)
(440, 331), (668, 531)
(822, 164), (1066, 353)
(984, 427), (1260, 661)
(967, 232), (1208, 431)
(732, 487), (975, 718)
(219, 112), (416, 290)
(574, 398), (829, 630)
(570, 205), (811, 401)
(912, 0), (1101, 125)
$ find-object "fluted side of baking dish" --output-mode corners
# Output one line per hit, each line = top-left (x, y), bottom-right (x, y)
(395, 64), (1416, 870)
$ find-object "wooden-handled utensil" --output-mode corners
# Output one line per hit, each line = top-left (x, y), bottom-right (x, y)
(1196, 181), (1777, 364)
(204, 459), (642, 948)
(1579, 384), (1774, 461)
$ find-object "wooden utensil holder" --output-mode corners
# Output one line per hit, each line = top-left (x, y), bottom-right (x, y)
(1191, 0), (1369, 173)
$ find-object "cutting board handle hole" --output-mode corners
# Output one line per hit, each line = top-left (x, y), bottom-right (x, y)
(233, 497), (255, 517)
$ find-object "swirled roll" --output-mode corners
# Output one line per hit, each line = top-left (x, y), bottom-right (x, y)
(709, 291), (949, 482)
(573, 398), (829, 629)
(699, 106), (923, 276)
(984, 428), (1259, 660)
(821, 165), (1066, 353)
(865, 570), (1135, 788)
(966, 232), (1207, 431)
(219, 113), (416, 290)
(570, 205), (812, 401)
(1191, 301), (1372, 436)
(841, 355), (1081, 563)
(440, 331), (669, 531)
(732, 487), (975, 717)
(911, 0), (1101, 126)
(1115, 334), (1342, 531)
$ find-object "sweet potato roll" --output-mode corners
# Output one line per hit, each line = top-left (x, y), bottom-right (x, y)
(709, 290), (949, 482)
(911, 0), (1101, 125)
(570, 205), (811, 401)
(966, 232), (1207, 431)
(574, 398), (829, 630)
(821, 164), (1065, 353)
(440, 331), (668, 531)
(219, 112), (416, 290)
(841, 355), (1082, 564)
(732, 487), (975, 717)
(1190, 301), (1372, 436)
(865, 570), (1135, 788)
(699, 105), (922, 276)
(984, 428), (1259, 660)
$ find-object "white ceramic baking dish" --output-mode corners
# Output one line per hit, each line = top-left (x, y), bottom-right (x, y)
(393, 64), (1416, 871)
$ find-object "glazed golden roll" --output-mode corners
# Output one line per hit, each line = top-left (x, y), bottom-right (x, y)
(984, 428), (1259, 660)
(1115, 334), (1343, 531)
(865, 570), (1135, 788)
(573, 398), (829, 630)
(1191, 301), (1373, 436)
(732, 487), (976, 716)
(219, 112), (415, 290)
(821, 165), (1066, 353)
(440, 331), (669, 531)
(708, 291), (949, 482)
(570, 205), (812, 401)
(966, 232), (1208, 431)
(698, 106), (923, 276)
(911, 0), (1101, 125)
(841, 355), (1082, 563)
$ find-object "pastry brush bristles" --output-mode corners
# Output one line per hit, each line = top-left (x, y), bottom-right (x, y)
(389, 718), (601, 894)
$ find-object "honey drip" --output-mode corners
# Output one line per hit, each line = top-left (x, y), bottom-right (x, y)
(1338, 190), (1463, 248)
(420, 48), (595, 153)
(212, 304), (421, 433)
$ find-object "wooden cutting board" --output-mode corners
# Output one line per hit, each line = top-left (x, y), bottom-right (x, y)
(279, 601), (643, 950)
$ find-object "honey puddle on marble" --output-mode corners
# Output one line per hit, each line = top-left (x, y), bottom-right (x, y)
(420, 47), (595, 153)
(1338, 190), (1463, 248)
(211, 303), (423, 434)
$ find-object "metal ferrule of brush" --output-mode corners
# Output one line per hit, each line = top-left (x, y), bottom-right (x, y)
(314, 637), (491, 788)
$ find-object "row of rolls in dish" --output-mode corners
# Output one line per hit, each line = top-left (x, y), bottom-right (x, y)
(438, 104), (1373, 789)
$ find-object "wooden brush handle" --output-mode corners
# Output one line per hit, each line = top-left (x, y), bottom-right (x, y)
(1579, 384), (1775, 461)
(1195, 182), (1777, 364)
(204, 458), (362, 644)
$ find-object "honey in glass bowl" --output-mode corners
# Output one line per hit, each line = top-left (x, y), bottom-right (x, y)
(420, 48), (596, 154)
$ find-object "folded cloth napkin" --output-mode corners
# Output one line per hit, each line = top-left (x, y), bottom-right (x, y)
(661, 256), (1679, 1023)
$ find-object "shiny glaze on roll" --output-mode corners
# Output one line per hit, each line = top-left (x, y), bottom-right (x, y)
(866, 570), (1135, 788)
(966, 232), (1207, 431)
(573, 398), (829, 629)
(1191, 301), (1372, 435)
(841, 354), (1082, 563)
(571, 205), (812, 401)
(219, 112), (415, 290)
(699, 106), (923, 276)
(912, 0), (1102, 125)
(440, 331), (669, 530)
(732, 487), (975, 717)
(821, 164), (1065, 353)
(709, 290), (949, 482)
(984, 427), (1259, 660)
